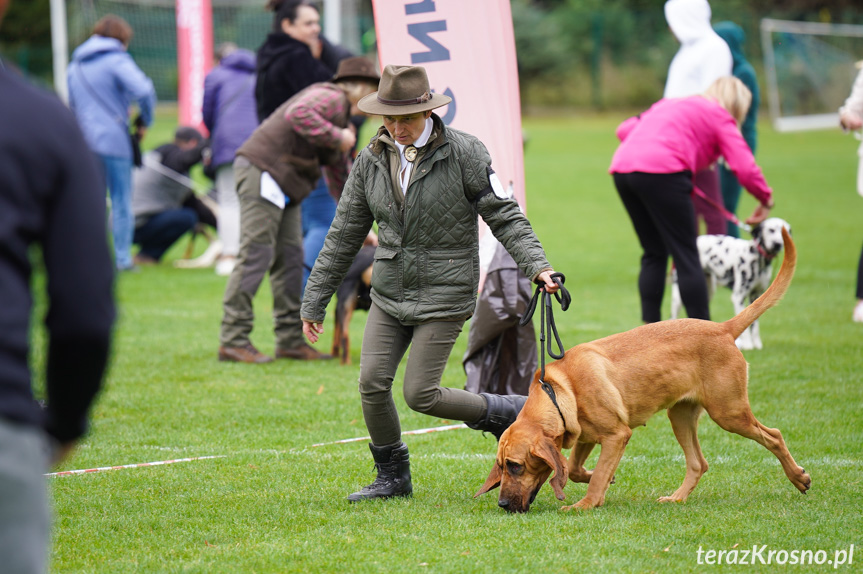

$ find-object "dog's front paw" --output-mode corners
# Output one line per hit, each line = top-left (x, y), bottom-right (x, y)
(561, 497), (600, 511)
(657, 495), (686, 504)
(736, 337), (754, 351)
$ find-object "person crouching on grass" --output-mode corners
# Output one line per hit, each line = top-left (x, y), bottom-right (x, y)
(218, 57), (380, 363)
(301, 64), (561, 502)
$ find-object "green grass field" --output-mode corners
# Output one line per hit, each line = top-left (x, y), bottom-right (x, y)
(44, 111), (863, 573)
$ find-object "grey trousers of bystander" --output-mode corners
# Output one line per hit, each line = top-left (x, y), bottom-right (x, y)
(0, 418), (50, 574)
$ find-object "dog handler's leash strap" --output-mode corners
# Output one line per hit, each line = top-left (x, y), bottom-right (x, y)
(520, 272), (571, 425)
(692, 186), (752, 233)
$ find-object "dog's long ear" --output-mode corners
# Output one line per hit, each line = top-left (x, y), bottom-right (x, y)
(532, 439), (568, 501)
(751, 221), (763, 240)
(474, 461), (502, 497)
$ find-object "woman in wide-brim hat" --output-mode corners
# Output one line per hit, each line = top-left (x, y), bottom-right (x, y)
(301, 64), (561, 503)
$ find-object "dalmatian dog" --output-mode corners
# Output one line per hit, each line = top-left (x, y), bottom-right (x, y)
(671, 217), (792, 350)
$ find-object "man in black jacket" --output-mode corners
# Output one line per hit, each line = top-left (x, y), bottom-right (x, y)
(0, 1), (115, 570)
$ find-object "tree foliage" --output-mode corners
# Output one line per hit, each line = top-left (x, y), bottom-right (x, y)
(1, 0), (51, 45)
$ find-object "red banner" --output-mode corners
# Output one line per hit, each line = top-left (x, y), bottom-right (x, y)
(176, 0), (213, 132)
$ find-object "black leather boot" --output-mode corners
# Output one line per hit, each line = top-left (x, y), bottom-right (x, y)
(347, 442), (413, 502)
(465, 393), (527, 440)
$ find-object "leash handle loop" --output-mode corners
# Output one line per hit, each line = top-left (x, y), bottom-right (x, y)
(519, 272), (571, 379)
(519, 271), (571, 428)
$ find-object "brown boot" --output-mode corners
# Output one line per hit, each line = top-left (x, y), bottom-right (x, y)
(275, 343), (333, 360)
(218, 344), (274, 363)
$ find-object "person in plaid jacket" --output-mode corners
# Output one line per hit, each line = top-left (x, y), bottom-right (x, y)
(217, 57), (379, 364)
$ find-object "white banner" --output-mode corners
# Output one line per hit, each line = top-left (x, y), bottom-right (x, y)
(371, 0), (526, 284)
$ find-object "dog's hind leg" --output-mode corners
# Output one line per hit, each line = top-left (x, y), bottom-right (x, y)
(658, 401), (708, 503)
(567, 442), (596, 483)
(340, 303), (355, 365)
(562, 427), (631, 511)
(331, 310), (344, 361)
(706, 402), (811, 495)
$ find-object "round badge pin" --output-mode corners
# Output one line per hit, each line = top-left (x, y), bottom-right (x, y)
(404, 145), (418, 162)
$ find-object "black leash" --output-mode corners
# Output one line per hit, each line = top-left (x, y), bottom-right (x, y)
(519, 272), (571, 426)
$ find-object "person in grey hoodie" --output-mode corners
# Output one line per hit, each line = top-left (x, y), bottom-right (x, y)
(664, 0), (732, 236)
(67, 14), (157, 271)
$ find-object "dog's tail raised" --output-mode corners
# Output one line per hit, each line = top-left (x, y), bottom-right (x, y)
(723, 227), (796, 340)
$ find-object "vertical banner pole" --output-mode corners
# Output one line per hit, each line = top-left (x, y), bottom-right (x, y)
(176, 0), (213, 132)
(50, 0), (69, 103)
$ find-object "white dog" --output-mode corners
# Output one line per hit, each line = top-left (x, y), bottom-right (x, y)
(671, 217), (792, 350)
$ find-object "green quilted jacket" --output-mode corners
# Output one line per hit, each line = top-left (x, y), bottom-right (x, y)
(301, 114), (552, 325)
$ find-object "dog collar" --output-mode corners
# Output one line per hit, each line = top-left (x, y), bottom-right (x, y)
(540, 379), (567, 429)
(756, 243), (775, 260)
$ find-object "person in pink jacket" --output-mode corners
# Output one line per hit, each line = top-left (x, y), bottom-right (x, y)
(609, 76), (775, 324)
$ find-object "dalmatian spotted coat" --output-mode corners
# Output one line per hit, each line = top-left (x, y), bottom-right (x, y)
(671, 217), (792, 350)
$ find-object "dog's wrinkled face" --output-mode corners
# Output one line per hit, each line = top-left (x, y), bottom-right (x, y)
(753, 217), (792, 257)
(474, 420), (568, 513)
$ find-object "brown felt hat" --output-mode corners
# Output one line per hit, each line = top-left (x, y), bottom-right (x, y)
(357, 64), (452, 116)
(332, 57), (381, 85)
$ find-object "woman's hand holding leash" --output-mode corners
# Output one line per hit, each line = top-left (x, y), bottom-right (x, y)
(537, 270), (560, 294)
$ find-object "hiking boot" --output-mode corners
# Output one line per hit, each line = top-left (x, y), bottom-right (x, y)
(347, 442), (412, 502)
(275, 343), (333, 360)
(465, 393), (527, 440)
(218, 344), (274, 364)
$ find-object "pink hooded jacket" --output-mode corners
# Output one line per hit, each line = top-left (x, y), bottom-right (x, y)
(609, 95), (772, 206)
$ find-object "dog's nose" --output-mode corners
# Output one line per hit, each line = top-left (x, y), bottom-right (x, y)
(498, 499), (510, 509)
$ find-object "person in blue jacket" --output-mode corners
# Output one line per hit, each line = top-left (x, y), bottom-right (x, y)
(67, 14), (157, 271)
(202, 43), (259, 276)
(715, 20), (760, 237)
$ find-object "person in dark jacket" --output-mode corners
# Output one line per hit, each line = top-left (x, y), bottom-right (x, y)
(202, 43), (259, 276)
(714, 21), (761, 237)
(0, 1), (115, 569)
(256, 1), (355, 289)
(301, 33), (364, 290)
(301, 65), (561, 503)
(255, 0), (332, 122)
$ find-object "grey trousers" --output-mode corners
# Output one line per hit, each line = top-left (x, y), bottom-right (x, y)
(220, 159), (305, 350)
(0, 419), (49, 574)
(359, 303), (487, 446)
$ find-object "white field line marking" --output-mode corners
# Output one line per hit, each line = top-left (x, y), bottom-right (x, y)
(46, 455), (226, 478)
(44, 424), (470, 477)
(309, 423), (468, 448)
